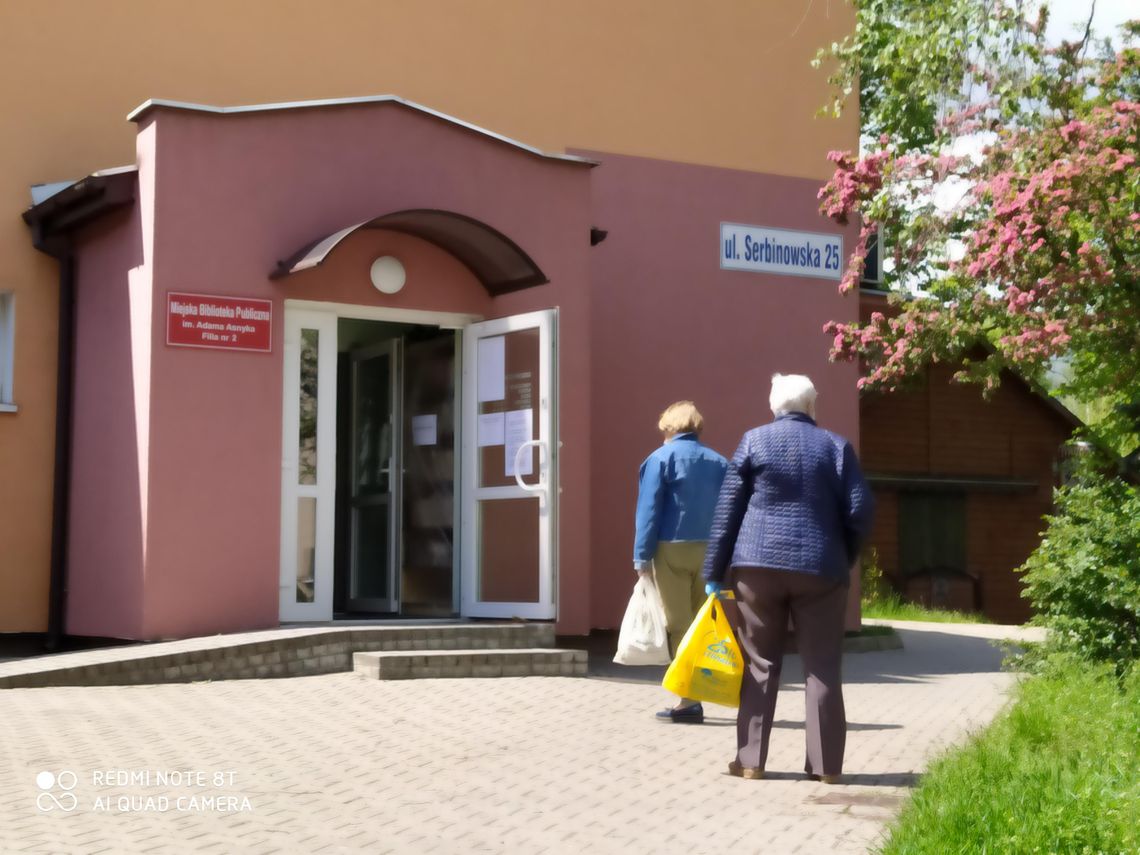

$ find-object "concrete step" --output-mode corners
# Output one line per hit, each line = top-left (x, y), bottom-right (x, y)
(354, 647), (588, 680)
(356, 622), (557, 651)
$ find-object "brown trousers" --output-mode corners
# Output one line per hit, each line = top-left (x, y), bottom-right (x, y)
(730, 567), (849, 776)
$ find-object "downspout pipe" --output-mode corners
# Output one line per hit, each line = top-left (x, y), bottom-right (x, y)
(46, 251), (76, 650)
(26, 223), (76, 652)
(23, 170), (136, 651)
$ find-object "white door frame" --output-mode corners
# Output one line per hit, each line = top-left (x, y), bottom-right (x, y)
(279, 309), (338, 621)
(279, 301), (479, 624)
(460, 309), (558, 620)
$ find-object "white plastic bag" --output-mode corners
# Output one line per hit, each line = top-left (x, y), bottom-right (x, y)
(613, 575), (671, 665)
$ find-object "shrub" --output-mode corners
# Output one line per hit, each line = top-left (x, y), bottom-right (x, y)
(1018, 473), (1140, 671)
(861, 546), (888, 602)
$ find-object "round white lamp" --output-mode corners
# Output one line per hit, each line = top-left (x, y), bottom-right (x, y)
(370, 256), (406, 294)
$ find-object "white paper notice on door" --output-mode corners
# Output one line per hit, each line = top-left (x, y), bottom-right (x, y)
(504, 408), (534, 477)
(411, 414), (438, 447)
(477, 412), (505, 447)
(477, 336), (505, 403)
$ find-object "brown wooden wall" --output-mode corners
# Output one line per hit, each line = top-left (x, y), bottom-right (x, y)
(859, 294), (1077, 624)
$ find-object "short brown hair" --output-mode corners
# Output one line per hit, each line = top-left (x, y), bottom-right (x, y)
(657, 401), (704, 435)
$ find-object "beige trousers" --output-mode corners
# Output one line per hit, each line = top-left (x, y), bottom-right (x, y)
(651, 541), (708, 657)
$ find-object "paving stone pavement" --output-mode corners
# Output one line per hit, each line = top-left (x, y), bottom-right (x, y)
(0, 622), (1030, 855)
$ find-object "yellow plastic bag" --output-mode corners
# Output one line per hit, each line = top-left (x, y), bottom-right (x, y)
(662, 592), (744, 707)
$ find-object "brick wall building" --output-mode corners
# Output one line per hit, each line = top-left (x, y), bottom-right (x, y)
(859, 290), (1080, 624)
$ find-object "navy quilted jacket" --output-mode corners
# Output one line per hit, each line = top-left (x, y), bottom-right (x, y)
(702, 412), (874, 584)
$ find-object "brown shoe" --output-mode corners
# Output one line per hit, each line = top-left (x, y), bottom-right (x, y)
(728, 761), (764, 779)
(808, 773), (841, 784)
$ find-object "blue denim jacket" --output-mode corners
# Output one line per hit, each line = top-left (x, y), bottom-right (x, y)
(632, 434), (728, 569)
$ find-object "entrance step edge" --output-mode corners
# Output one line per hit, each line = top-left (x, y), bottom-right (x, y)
(347, 622), (556, 651)
(354, 648), (588, 680)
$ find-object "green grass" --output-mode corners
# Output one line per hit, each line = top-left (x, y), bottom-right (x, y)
(852, 624), (898, 638)
(862, 592), (990, 624)
(878, 662), (1140, 855)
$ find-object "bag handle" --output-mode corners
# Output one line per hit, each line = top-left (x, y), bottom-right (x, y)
(708, 590), (736, 628)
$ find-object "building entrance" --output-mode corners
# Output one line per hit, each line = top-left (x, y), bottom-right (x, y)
(333, 320), (457, 617)
(280, 308), (460, 622)
(279, 303), (558, 625)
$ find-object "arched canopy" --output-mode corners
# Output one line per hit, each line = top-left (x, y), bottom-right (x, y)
(271, 209), (548, 295)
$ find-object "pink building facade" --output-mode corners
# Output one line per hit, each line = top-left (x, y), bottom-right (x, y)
(28, 98), (859, 641)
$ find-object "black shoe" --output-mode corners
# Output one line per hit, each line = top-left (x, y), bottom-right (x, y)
(655, 703), (704, 724)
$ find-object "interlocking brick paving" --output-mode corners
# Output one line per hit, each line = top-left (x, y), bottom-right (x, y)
(0, 623), (1032, 854)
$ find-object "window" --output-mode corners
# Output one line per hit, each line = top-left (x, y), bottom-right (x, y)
(861, 229), (883, 286)
(898, 491), (967, 576)
(1056, 440), (1092, 487)
(0, 292), (13, 408)
(899, 490), (979, 611)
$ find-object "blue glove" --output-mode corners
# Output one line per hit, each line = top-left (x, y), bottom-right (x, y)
(705, 581), (722, 596)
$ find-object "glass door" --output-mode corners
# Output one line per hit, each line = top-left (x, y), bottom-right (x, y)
(280, 309), (337, 621)
(460, 310), (557, 619)
(348, 342), (399, 612)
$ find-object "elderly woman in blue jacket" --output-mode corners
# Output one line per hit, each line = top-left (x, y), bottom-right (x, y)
(703, 374), (873, 782)
(633, 401), (728, 724)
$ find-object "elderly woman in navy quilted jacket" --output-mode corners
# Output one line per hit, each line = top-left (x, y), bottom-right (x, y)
(703, 374), (873, 783)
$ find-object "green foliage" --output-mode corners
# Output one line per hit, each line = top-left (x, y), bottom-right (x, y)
(1018, 472), (1140, 670)
(880, 664), (1140, 855)
(816, 1), (1140, 455)
(861, 546), (888, 600)
(862, 592), (989, 624)
(855, 624), (899, 638)
(814, 0), (1043, 150)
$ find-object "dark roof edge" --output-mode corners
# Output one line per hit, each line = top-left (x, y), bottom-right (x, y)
(23, 166), (138, 253)
(856, 287), (1084, 430)
(866, 474), (1040, 492)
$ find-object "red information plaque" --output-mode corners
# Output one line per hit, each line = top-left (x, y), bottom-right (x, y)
(166, 292), (272, 353)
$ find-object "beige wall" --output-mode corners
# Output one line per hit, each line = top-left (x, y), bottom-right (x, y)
(0, 0), (855, 631)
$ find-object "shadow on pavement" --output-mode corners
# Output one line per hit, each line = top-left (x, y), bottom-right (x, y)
(701, 716), (901, 731)
(0, 633), (130, 664)
(841, 627), (1024, 684)
(567, 625), (1027, 686)
(769, 718), (903, 731)
(735, 770), (921, 789)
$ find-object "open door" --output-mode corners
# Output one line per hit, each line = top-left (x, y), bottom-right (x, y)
(280, 309), (337, 621)
(461, 310), (557, 619)
(346, 341), (399, 612)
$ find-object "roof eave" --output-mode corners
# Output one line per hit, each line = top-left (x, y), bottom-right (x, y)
(127, 96), (598, 168)
(23, 167), (138, 255)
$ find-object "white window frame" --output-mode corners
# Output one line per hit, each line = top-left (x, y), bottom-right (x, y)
(0, 292), (15, 412)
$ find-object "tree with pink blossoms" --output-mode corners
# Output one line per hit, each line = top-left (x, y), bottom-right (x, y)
(816, 2), (1140, 452)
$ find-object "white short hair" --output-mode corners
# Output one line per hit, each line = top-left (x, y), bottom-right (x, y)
(769, 373), (817, 419)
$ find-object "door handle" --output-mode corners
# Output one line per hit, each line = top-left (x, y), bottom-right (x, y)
(513, 440), (546, 493)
